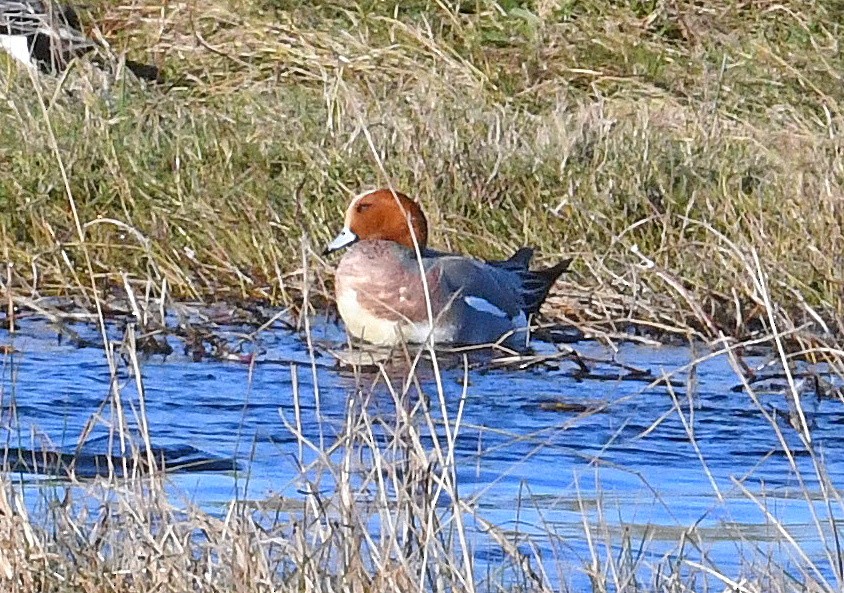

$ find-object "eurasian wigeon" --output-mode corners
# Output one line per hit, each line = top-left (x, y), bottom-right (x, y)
(0, 0), (159, 80)
(324, 188), (571, 349)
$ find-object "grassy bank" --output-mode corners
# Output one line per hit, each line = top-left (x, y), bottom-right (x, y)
(1, 0), (843, 341)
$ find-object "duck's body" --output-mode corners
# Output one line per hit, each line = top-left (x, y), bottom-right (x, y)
(0, 0), (158, 79)
(0, 0), (91, 71)
(325, 189), (570, 349)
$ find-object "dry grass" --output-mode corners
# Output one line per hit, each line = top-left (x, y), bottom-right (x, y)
(0, 0), (842, 342)
(1, 3), (844, 591)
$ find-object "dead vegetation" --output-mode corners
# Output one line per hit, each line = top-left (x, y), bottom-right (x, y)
(1, 2), (844, 591)
(0, 0), (841, 343)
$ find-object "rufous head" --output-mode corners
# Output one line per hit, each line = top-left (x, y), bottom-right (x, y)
(324, 189), (429, 254)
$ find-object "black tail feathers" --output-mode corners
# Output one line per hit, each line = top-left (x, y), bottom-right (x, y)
(506, 247), (534, 268)
(519, 257), (572, 315)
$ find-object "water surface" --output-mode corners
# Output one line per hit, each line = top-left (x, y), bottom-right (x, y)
(1, 310), (842, 590)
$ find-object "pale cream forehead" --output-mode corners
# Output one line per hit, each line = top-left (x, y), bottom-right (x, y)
(344, 191), (370, 227)
(352, 189), (379, 203)
(344, 189), (385, 226)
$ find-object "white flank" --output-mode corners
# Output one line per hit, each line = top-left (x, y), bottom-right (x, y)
(337, 288), (401, 346)
(337, 288), (454, 346)
(464, 296), (508, 318)
(0, 34), (33, 67)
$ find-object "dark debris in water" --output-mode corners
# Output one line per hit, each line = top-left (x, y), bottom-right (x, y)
(731, 371), (844, 400)
(5, 295), (842, 410)
(136, 332), (174, 358)
(3, 443), (240, 480)
(536, 400), (608, 414)
(530, 323), (584, 344)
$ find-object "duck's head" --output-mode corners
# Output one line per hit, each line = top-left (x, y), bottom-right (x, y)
(324, 188), (429, 254)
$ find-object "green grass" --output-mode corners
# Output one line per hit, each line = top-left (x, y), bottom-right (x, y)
(0, 0), (842, 339)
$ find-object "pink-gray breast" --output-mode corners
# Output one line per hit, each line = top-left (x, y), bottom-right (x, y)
(335, 241), (446, 322)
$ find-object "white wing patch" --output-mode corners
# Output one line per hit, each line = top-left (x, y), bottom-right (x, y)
(464, 296), (509, 318)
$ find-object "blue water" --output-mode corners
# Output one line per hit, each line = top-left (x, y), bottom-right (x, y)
(1, 310), (843, 591)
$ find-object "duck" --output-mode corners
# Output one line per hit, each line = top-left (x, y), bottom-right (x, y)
(323, 188), (571, 349)
(0, 0), (159, 80)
